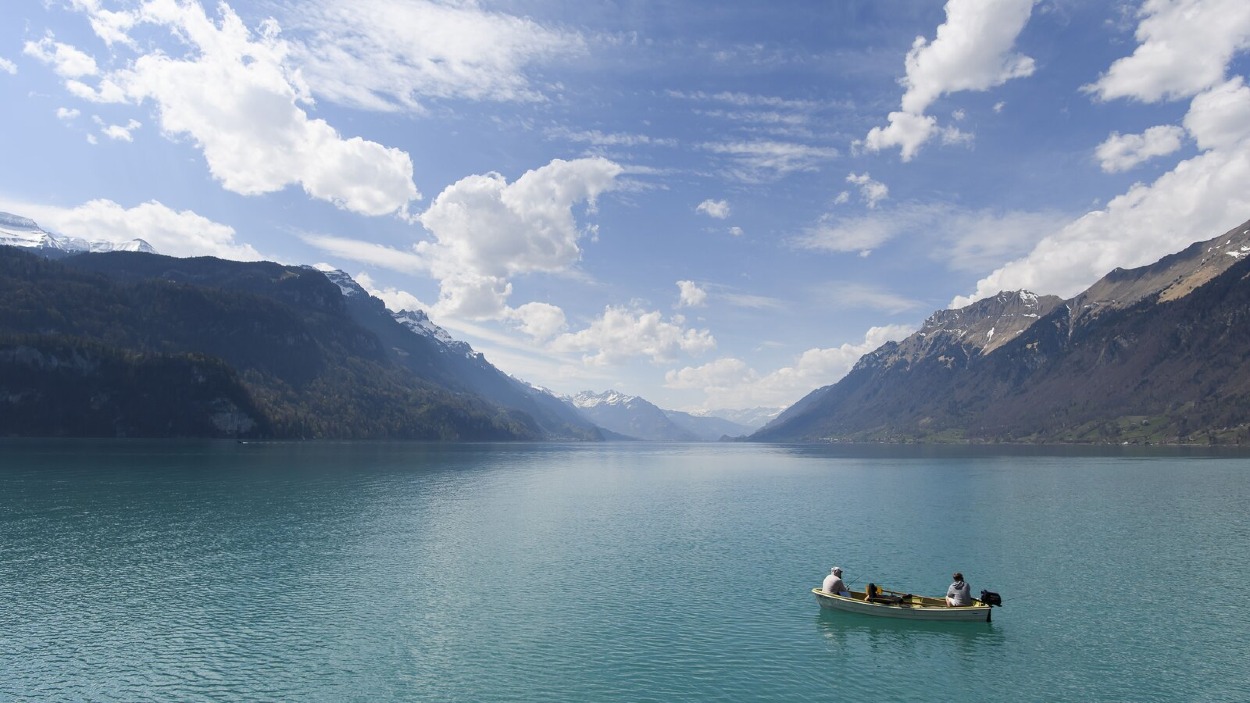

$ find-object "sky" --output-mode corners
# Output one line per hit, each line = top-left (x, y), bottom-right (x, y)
(3, 0), (1250, 413)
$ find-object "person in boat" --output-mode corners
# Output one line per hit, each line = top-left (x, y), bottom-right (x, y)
(946, 572), (972, 607)
(822, 567), (850, 597)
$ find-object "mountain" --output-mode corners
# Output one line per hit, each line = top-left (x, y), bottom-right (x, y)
(562, 390), (756, 441)
(319, 268), (604, 441)
(707, 406), (784, 432)
(754, 217), (1250, 444)
(0, 245), (562, 439)
(0, 211), (155, 257)
(663, 409), (754, 441)
(566, 390), (699, 441)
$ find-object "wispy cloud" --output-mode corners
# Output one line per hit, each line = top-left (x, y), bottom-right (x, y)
(283, 0), (587, 112)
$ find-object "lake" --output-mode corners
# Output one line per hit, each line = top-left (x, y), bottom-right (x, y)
(2, 440), (1248, 701)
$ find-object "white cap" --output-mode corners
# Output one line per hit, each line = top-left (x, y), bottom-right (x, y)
(831, 566), (842, 574)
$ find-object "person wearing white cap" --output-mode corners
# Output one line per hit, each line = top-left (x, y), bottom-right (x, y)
(822, 566), (850, 597)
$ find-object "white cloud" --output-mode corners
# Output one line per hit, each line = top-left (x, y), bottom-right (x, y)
(794, 213), (902, 255)
(956, 23), (1250, 307)
(4, 198), (263, 260)
(284, 0), (586, 112)
(23, 34), (99, 78)
(1095, 125), (1186, 172)
(696, 199), (731, 219)
(954, 147), (1250, 306)
(729, 226), (744, 237)
(98, 117), (142, 142)
(1183, 77), (1250, 150)
(1085, 0), (1250, 103)
(56, 107), (81, 121)
(701, 139), (839, 181)
(300, 234), (425, 272)
(863, 0), (1036, 161)
(61, 0), (420, 217)
(416, 156), (623, 320)
(351, 271), (431, 314)
(677, 280), (708, 308)
(68, 0), (138, 47)
(0, 57), (16, 75)
(846, 172), (889, 208)
(551, 305), (715, 366)
(508, 302), (568, 341)
(665, 325), (913, 409)
(812, 283), (923, 315)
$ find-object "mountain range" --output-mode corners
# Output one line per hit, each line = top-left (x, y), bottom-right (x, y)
(564, 390), (754, 441)
(0, 211), (155, 257)
(6, 209), (1248, 443)
(0, 211), (763, 440)
(752, 217), (1250, 444)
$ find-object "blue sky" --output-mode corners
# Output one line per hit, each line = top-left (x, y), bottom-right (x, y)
(3, 0), (1250, 412)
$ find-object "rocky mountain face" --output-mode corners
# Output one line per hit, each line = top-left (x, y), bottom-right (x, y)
(754, 217), (1250, 444)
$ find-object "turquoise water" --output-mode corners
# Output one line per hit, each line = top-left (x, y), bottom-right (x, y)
(2, 441), (1248, 701)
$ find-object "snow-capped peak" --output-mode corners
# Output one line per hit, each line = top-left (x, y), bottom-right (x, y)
(311, 265), (367, 298)
(0, 211), (157, 255)
(566, 389), (638, 408)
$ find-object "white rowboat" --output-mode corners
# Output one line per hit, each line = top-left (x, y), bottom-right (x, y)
(812, 587), (995, 622)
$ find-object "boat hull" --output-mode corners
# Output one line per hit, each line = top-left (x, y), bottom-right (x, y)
(812, 588), (991, 622)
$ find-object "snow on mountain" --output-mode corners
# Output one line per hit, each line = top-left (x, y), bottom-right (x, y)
(392, 309), (475, 357)
(0, 211), (156, 255)
(568, 389), (637, 409)
(312, 265), (368, 298)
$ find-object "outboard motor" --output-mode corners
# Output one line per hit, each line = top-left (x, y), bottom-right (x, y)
(980, 589), (1003, 607)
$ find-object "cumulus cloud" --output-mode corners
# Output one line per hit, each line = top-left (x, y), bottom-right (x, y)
(1095, 125), (1186, 172)
(5, 198), (263, 260)
(863, 0), (1036, 161)
(56, 107), (81, 121)
(551, 306), (715, 365)
(416, 156), (623, 319)
(1084, 0), (1250, 103)
(696, 199), (731, 219)
(509, 302), (568, 341)
(1183, 77), (1250, 150)
(282, 0), (587, 112)
(55, 0), (420, 217)
(0, 57), (17, 75)
(846, 172), (889, 208)
(677, 280), (708, 308)
(665, 325), (913, 409)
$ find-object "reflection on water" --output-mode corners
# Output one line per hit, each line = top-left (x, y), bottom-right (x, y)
(814, 608), (1004, 653)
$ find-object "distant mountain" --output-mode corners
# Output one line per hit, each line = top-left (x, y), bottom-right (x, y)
(754, 217), (1250, 444)
(0, 244), (570, 440)
(663, 409), (753, 440)
(566, 390), (699, 441)
(0, 211), (155, 257)
(706, 406), (783, 432)
(562, 390), (757, 441)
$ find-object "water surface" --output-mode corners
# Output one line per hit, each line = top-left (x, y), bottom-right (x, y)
(2, 441), (1247, 701)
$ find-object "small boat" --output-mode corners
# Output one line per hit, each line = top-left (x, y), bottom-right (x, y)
(812, 585), (999, 622)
